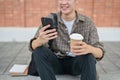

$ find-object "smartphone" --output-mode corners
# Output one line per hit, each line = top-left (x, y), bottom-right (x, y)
(41, 17), (54, 30)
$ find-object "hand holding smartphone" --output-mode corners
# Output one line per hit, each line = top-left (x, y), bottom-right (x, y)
(34, 17), (58, 48)
(41, 17), (58, 40)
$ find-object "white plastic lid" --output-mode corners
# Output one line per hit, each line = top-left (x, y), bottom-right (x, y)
(70, 33), (84, 40)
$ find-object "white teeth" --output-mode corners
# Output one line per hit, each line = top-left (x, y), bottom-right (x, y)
(62, 6), (68, 9)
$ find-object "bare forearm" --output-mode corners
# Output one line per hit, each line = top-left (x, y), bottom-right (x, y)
(32, 38), (43, 50)
(90, 45), (103, 58)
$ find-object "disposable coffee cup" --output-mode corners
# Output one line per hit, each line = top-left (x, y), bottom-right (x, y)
(70, 33), (84, 46)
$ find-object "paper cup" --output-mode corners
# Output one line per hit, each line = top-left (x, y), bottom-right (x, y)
(70, 33), (84, 46)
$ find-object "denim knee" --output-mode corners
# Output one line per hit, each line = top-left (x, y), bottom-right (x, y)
(76, 54), (96, 65)
(32, 46), (46, 58)
(32, 46), (54, 60)
(86, 54), (96, 64)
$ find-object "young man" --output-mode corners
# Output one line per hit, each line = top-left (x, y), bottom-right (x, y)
(28, 0), (105, 80)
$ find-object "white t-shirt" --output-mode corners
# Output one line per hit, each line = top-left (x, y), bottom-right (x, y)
(62, 18), (75, 35)
(62, 18), (76, 57)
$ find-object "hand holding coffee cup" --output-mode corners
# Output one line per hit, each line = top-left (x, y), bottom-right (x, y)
(70, 33), (89, 55)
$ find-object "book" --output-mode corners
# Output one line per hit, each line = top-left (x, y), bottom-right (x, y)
(9, 64), (28, 76)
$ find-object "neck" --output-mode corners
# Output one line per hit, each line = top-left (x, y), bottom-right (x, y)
(62, 11), (76, 21)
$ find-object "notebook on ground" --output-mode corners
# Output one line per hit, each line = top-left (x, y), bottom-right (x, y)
(9, 64), (28, 76)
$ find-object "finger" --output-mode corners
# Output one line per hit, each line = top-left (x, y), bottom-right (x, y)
(71, 45), (86, 51)
(72, 49), (86, 53)
(48, 35), (58, 40)
(71, 51), (83, 56)
(40, 24), (50, 32)
(71, 46), (82, 50)
(78, 41), (86, 45)
(45, 29), (56, 34)
(39, 30), (57, 39)
(47, 32), (57, 37)
(74, 53), (85, 56)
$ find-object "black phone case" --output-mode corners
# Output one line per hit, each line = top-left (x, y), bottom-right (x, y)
(41, 17), (54, 30)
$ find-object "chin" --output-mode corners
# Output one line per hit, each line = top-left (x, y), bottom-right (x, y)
(61, 10), (71, 15)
